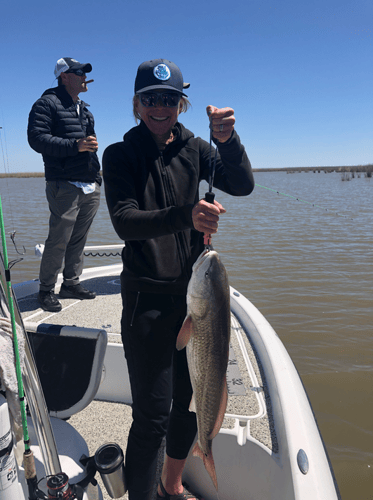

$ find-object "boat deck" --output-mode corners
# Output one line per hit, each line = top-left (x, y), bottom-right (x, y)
(18, 271), (278, 500)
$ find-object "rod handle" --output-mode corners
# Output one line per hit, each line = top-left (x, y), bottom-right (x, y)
(24, 449), (37, 480)
(204, 192), (215, 204)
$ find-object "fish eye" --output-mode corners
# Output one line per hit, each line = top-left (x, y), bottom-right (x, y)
(205, 272), (209, 278)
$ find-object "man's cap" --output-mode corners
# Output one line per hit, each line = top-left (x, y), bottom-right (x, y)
(54, 57), (92, 78)
(134, 59), (190, 96)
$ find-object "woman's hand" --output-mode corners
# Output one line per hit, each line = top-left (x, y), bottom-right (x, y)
(207, 105), (235, 143)
(192, 198), (226, 235)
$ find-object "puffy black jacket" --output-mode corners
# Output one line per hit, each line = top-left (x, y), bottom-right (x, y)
(27, 85), (101, 184)
(103, 121), (254, 295)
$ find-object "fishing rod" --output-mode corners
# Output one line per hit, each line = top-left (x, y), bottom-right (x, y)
(0, 195), (40, 498)
(256, 183), (354, 220)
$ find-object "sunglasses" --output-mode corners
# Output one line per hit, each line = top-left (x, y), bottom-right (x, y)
(138, 92), (181, 108)
(66, 69), (86, 77)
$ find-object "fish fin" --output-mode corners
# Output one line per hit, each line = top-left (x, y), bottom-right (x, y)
(192, 441), (218, 491)
(189, 393), (196, 413)
(208, 380), (228, 440)
(176, 315), (193, 350)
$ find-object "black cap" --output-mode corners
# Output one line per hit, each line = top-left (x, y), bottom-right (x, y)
(134, 59), (190, 96)
(54, 57), (92, 78)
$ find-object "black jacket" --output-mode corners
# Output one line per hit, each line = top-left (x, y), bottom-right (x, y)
(27, 85), (101, 184)
(103, 121), (254, 294)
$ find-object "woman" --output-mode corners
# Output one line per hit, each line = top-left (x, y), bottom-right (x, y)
(103, 59), (254, 500)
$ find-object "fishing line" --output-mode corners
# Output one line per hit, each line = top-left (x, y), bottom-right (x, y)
(256, 183), (354, 220)
(0, 126), (15, 224)
(0, 126), (11, 176)
(0, 126), (16, 232)
(208, 126), (218, 195)
(0, 126), (25, 260)
(203, 116), (218, 249)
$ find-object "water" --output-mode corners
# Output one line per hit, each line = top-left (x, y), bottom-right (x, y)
(1, 171), (372, 499)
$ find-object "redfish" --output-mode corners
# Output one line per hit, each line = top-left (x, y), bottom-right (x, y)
(176, 249), (230, 490)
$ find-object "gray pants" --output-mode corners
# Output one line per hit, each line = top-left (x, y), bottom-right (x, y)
(39, 180), (100, 292)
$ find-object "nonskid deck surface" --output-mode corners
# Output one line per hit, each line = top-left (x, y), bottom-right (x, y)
(19, 273), (123, 332)
(19, 274), (278, 500)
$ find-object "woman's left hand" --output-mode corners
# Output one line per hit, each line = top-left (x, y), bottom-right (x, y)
(207, 105), (235, 143)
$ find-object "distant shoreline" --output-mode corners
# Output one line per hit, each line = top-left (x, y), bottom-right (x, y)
(1, 164), (372, 178)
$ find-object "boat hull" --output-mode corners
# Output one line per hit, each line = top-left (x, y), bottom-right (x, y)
(8, 257), (341, 500)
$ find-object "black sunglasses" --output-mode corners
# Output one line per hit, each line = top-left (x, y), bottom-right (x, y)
(138, 92), (181, 108)
(66, 69), (86, 77)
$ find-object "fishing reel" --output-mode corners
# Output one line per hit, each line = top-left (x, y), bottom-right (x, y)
(46, 473), (84, 499)
(26, 445), (126, 500)
(28, 472), (84, 500)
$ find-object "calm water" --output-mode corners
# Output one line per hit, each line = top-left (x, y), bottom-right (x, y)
(1, 171), (372, 499)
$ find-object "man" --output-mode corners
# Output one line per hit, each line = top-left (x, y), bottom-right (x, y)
(28, 57), (101, 312)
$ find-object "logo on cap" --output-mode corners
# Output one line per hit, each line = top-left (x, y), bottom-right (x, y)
(153, 64), (171, 81)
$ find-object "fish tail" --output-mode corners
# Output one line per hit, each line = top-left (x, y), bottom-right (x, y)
(192, 441), (218, 491)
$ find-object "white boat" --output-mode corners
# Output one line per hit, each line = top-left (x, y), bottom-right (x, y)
(0, 244), (341, 500)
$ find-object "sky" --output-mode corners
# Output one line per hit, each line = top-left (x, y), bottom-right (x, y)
(0, 0), (371, 173)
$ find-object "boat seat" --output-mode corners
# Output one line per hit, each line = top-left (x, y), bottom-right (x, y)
(25, 322), (107, 420)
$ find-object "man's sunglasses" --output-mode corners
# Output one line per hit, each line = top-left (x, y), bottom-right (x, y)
(138, 92), (181, 108)
(66, 69), (86, 77)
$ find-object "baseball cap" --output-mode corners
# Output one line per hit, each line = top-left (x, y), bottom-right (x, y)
(54, 57), (92, 78)
(134, 59), (190, 96)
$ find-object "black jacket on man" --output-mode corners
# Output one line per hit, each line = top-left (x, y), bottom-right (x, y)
(103, 121), (254, 295)
(27, 85), (101, 184)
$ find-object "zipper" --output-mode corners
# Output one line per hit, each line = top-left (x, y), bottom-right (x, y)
(159, 153), (189, 271)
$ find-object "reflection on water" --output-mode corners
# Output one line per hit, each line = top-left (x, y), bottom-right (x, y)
(1, 171), (372, 498)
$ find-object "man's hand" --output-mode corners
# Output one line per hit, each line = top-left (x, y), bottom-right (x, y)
(77, 136), (98, 152)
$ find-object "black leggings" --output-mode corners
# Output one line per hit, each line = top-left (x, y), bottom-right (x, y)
(121, 290), (197, 500)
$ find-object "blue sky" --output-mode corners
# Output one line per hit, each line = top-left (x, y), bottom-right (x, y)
(0, 0), (371, 173)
